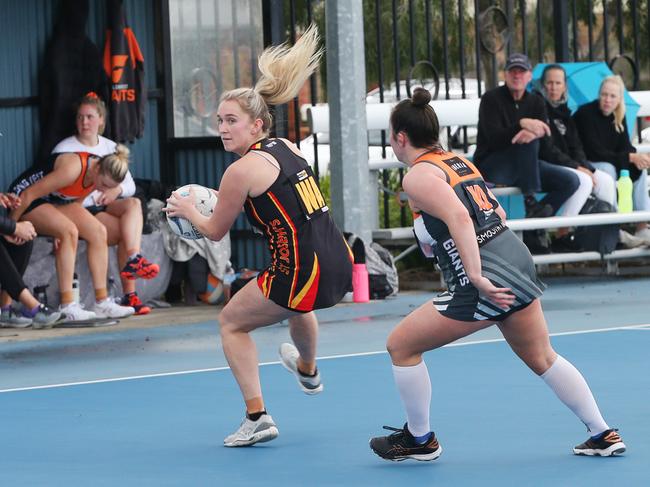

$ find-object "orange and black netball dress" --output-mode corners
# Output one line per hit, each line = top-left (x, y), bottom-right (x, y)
(244, 139), (353, 312)
(9, 152), (97, 214)
(412, 149), (545, 322)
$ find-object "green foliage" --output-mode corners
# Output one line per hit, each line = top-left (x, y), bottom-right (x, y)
(317, 171), (331, 207)
(376, 168), (413, 228)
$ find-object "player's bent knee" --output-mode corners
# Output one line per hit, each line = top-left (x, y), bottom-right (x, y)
(218, 308), (236, 334)
(386, 335), (406, 361)
(87, 221), (108, 243)
(124, 197), (143, 214)
(58, 223), (79, 243)
(524, 350), (557, 376)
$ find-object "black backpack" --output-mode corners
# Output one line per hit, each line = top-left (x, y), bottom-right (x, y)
(573, 194), (619, 255)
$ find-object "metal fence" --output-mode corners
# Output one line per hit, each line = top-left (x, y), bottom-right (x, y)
(280, 0), (650, 228)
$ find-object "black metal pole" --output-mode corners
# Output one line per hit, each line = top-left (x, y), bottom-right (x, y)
(375, 0), (389, 228)
(536, 0), (543, 63)
(603, 0), (609, 61)
(571, 0), (578, 60)
(262, 0), (287, 138)
(473, 0), (482, 97)
(520, 0), (527, 55)
(553, 0), (569, 62)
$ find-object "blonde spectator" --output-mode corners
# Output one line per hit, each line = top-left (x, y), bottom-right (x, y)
(573, 75), (650, 244)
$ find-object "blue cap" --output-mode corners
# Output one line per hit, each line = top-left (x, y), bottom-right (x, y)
(505, 53), (532, 71)
(620, 169), (630, 177)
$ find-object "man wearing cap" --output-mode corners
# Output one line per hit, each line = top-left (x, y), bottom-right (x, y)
(474, 53), (580, 244)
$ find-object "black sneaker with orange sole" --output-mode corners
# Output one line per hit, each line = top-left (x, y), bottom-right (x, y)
(120, 292), (151, 315)
(120, 255), (160, 280)
(370, 424), (442, 462)
(573, 428), (626, 456)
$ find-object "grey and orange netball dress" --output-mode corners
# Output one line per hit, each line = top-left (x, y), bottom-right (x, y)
(411, 148), (545, 321)
(244, 138), (353, 312)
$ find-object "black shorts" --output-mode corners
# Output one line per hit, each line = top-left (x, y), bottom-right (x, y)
(85, 205), (107, 215)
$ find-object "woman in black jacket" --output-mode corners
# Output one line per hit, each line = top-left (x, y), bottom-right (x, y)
(0, 193), (61, 328)
(537, 65), (617, 251)
(573, 75), (650, 244)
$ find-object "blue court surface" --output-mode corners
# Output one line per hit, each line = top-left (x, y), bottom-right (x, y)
(1, 276), (649, 486)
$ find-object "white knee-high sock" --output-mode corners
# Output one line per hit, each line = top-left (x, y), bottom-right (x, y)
(392, 361), (431, 437)
(541, 355), (609, 435)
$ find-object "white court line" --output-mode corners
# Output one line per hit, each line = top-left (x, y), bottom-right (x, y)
(1, 323), (648, 394)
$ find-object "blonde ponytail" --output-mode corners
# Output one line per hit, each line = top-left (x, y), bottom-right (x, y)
(255, 24), (322, 106)
(99, 144), (130, 182)
(219, 24), (323, 135)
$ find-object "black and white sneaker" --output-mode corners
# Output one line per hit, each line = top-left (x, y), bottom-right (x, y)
(573, 428), (626, 456)
(370, 424), (442, 462)
(279, 343), (323, 395)
(31, 304), (62, 329)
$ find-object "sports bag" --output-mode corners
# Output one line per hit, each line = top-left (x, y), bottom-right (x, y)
(573, 194), (619, 255)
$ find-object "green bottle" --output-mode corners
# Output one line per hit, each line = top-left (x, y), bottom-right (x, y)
(617, 169), (633, 213)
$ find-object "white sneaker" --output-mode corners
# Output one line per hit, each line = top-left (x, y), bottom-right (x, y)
(223, 414), (279, 447)
(279, 343), (323, 395)
(619, 229), (646, 248)
(633, 227), (650, 246)
(92, 299), (135, 319)
(59, 302), (97, 322)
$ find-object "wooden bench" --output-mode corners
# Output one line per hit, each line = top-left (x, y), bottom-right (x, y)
(305, 90), (650, 267)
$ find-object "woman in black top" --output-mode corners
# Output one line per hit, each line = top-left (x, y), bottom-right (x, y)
(573, 75), (650, 243)
(0, 193), (61, 328)
(537, 65), (616, 250)
(165, 25), (352, 448)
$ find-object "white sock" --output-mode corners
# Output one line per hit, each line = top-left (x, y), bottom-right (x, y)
(392, 361), (431, 437)
(541, 355), (609, 435)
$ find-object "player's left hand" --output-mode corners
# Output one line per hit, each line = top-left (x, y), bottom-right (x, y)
(472, 276), (516, 309)
(163, 188), (196, 219)
(0, 192), (20, 209)
(95, 186), (122, 206)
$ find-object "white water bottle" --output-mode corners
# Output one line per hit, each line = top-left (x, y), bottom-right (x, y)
(72, 273), (80, 303)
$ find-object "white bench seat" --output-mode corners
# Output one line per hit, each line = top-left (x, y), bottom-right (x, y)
(373, 210), (650, 240)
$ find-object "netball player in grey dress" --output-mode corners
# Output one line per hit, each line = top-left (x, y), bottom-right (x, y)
(369, 87), (625, 461)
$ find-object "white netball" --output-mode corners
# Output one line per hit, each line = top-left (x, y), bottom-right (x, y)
(166, 184), (217, 240)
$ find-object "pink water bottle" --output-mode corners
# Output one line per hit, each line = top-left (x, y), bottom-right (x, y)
(352, 263), (370, 303)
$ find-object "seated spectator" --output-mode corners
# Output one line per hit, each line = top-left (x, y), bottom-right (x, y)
(8, 148), (136, 322)
(474, 53), (580, 224)
(0, 192), (61, 328)
(51, 92), (158, 315)
(536, 64), (617, 252)
(573, 75), (650, 244)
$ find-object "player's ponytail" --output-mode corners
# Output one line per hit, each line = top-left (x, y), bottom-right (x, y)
(390, 87), (441, 149)
(99, 144), (130, 182)
(220, 24), (322, 135)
